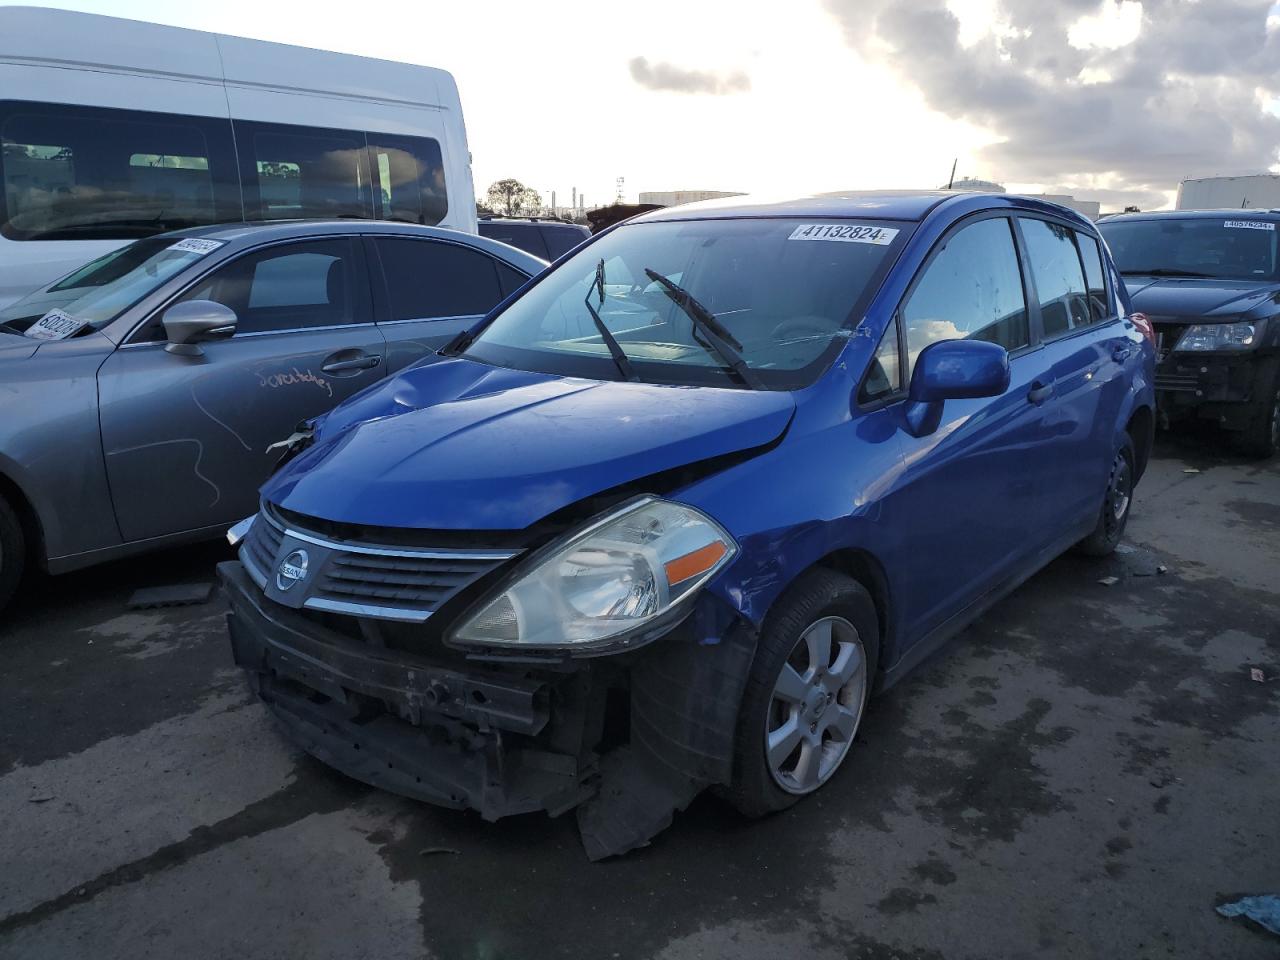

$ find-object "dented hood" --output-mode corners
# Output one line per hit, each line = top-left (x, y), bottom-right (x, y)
(1123, 276), (1280, 321)
(262, 357), (795, 530)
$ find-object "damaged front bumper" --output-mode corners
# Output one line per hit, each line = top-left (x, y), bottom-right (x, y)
(219, 560), (757, 859)
(1154, 350), (1272, 430)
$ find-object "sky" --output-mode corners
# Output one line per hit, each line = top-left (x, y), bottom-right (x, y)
(10, 0), (1280, 211)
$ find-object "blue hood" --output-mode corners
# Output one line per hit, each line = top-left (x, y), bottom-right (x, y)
(262, 358), (796, 530)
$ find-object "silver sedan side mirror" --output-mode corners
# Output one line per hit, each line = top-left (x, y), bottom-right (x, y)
(162, 300), (238, 356)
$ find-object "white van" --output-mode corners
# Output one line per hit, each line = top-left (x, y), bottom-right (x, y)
(0, 6), (477, 307)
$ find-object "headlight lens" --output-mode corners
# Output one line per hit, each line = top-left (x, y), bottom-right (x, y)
(1175, 321), (1260, 351)
(453, 498), (737, 649)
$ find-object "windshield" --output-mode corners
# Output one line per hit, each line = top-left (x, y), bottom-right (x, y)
(463, 217), (908, 390)
(1099, 217), (1279, 281)
(0, 236), (219, 335)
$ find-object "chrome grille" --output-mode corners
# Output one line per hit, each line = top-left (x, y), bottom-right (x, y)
(239, 505), (520, 623)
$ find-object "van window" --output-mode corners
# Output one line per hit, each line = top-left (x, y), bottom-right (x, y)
(1021, 218), (1092, 336)
(0, 101), (240, 240)
(902, 216), (1030, 375)
(368, 136), (447, 226)
(372, 237), (504, 320)
(235, 121), (373, 221)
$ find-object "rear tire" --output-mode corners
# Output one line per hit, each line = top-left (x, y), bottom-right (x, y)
(724, 568), (880, 819)
(1234, 360), (1280, 460)
(1076, 435), (1136, 557)
(0, 494), (25, 615)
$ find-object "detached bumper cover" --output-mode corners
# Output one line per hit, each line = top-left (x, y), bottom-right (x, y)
(1155, 352), (1273, 427)
(219, 560), (758, 859)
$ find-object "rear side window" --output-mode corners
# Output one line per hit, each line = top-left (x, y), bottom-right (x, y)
(1020, 218), (1092, 336)
(0, 101), (240, 240)
(1077, 232), (1111, 321)
(902, 216), (1030, 376)
(236, 121), (373, 221)
(372, 237), (505, 320)
(368, 136), (447, 226)
(175, 238), (365, 335)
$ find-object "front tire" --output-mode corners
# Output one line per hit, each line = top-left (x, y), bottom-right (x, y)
(725, 569), (880, 819)
(1076, 435), (1136, 557)
(0, 494), (25, 615)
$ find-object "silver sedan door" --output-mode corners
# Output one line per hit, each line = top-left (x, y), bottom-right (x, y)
(97, 236), (387, 543)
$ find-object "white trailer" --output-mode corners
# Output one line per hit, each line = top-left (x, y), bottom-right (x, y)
(1176, 175), (1280, 211)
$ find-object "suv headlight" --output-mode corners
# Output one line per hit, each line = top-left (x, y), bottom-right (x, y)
(1175, 320), (1261, 352)
(452, 498), (737, 651)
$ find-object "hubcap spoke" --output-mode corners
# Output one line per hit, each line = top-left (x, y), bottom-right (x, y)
(773, 663), (809, 704)
(804, 620), (832, 673)
(823, 641), (862, 692)
(767, 716), (804, 769)
(824, 704), (859, 743)
(792, 740), (821, 790)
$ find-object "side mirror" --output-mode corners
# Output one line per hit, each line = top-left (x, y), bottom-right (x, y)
(904, 338), (1010, 437)
(162, 300), (237, 356)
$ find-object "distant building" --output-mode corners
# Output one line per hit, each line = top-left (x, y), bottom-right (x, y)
(941, 177), (1006, 193)
(1024, 194), (1102, 220)
(1177, 175), (1280, 210)
(638, 190), (745, 207)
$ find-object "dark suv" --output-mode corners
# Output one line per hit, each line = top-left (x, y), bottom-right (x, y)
(1099, 209), (1280, 456)
(478, 216), (589, 260)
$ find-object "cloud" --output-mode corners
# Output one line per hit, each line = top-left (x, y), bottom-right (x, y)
(628, 56), (751, 95)
(823, 0), (1280, 207)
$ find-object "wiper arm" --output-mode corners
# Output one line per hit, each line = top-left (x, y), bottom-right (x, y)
(644, 268), (764, 389)
(585, 259), (640, 382)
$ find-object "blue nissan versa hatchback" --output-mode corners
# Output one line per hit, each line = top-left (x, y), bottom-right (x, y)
(220, 191), (1156, 859)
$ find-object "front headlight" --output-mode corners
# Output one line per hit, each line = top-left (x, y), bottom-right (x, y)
(1175, 320), (1261, 351)
(452, 498), (737, 650)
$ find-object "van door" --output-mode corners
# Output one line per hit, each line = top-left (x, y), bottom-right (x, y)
(883, 215), (1062, 642)
(366, 235), (529, 374)
(98, 236), (387, 542)
(1016, 217), (1130, 533)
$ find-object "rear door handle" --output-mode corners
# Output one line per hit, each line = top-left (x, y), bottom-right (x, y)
(1027, 380), (1054, 405)
(321, 354), (381, 373)
(1112, 346), (1131, 362)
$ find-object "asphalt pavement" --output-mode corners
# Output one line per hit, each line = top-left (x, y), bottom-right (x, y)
(1, 428), (1277, 960)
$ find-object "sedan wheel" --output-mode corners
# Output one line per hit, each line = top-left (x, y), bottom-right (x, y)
(765, 616), (868, 795)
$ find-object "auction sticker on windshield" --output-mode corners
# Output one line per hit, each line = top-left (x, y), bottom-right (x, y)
(170, 237), (225, 255)
(24, 308), (88, 341)
(788, 224), (899, 245)
(1224, 220), (1275, 231)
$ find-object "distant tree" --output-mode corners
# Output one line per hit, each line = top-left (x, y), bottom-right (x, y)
(485, 179), (541, 217)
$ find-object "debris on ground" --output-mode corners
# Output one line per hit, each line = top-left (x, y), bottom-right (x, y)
(1097, 576), (1120, 586)
(127, 583), (215, 610)
(1183, 468), (1201, 474)
(1115, 544), (1136, 555)
(1216, 895), (1280, 937)
(418, 847), (460, 857)
(1157, 565), (1169, 575)
(28, 792), (55, 803)
(1251, 668), (1266, 683)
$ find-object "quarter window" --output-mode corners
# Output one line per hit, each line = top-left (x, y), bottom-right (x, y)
(1077, 232), (1111, 322)
(174, 238), (365, 335)
(1021, 218), (1092, 336)
(902, 217), (1029, 376)
(372, 237), (506, 320)
(860, 322), (902, 402)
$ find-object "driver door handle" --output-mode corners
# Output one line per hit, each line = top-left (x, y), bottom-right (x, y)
(1027, 379), (1054, 405)
(1112, 346), (1131, 363)
(321, 354), (381, 373)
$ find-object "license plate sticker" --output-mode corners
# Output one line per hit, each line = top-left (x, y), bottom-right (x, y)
(1223, 220), (1275, 231)
(788, 224), (899, 245)
(170, 237), (225, 255)
(24, 308), (88, 341)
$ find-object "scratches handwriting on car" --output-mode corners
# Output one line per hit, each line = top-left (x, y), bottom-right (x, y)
(190, 379), (251, 452)
(257, 368), (332, 398)
(107, 438), (220, 508)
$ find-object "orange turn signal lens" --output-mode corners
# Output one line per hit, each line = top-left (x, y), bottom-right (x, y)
(663, 540), (728, 586)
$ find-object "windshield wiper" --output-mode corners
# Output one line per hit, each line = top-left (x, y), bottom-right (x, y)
(584, 259), (640, 382)
(643, 268), (764, 390)
(1123, 268), (1216, 279)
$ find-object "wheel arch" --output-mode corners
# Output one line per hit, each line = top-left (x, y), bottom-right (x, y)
(0, 468), (46, 573)
(1126, 403), (1155, 481)
(813, 547), (894, 677)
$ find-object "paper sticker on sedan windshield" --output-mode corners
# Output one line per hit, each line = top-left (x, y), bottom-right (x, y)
(25, 308), (88, 341)
(788, 224), (899, 245)
(1223, 220), (1275, 231)
(170, 237), (225, 255)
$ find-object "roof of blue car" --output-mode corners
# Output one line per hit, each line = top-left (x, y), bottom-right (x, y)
(633, 190), (959, 223)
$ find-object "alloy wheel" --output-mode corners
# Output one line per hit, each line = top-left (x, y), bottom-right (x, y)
(765, 616), (868, 794)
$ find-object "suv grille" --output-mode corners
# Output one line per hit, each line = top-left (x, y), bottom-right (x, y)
(239, 505), (520, 622)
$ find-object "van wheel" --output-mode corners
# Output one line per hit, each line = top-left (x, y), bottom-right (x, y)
(1076, 435), (1136, 557)
(1235, 361), (1279, 459)
(0, 494), (25, 614)
(724, 569), (879, 819)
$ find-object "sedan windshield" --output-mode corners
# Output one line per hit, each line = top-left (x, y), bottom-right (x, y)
(463, 217), (909, 390)
(0, 236), (217, 335)
(1100, 217), (1279, 281)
